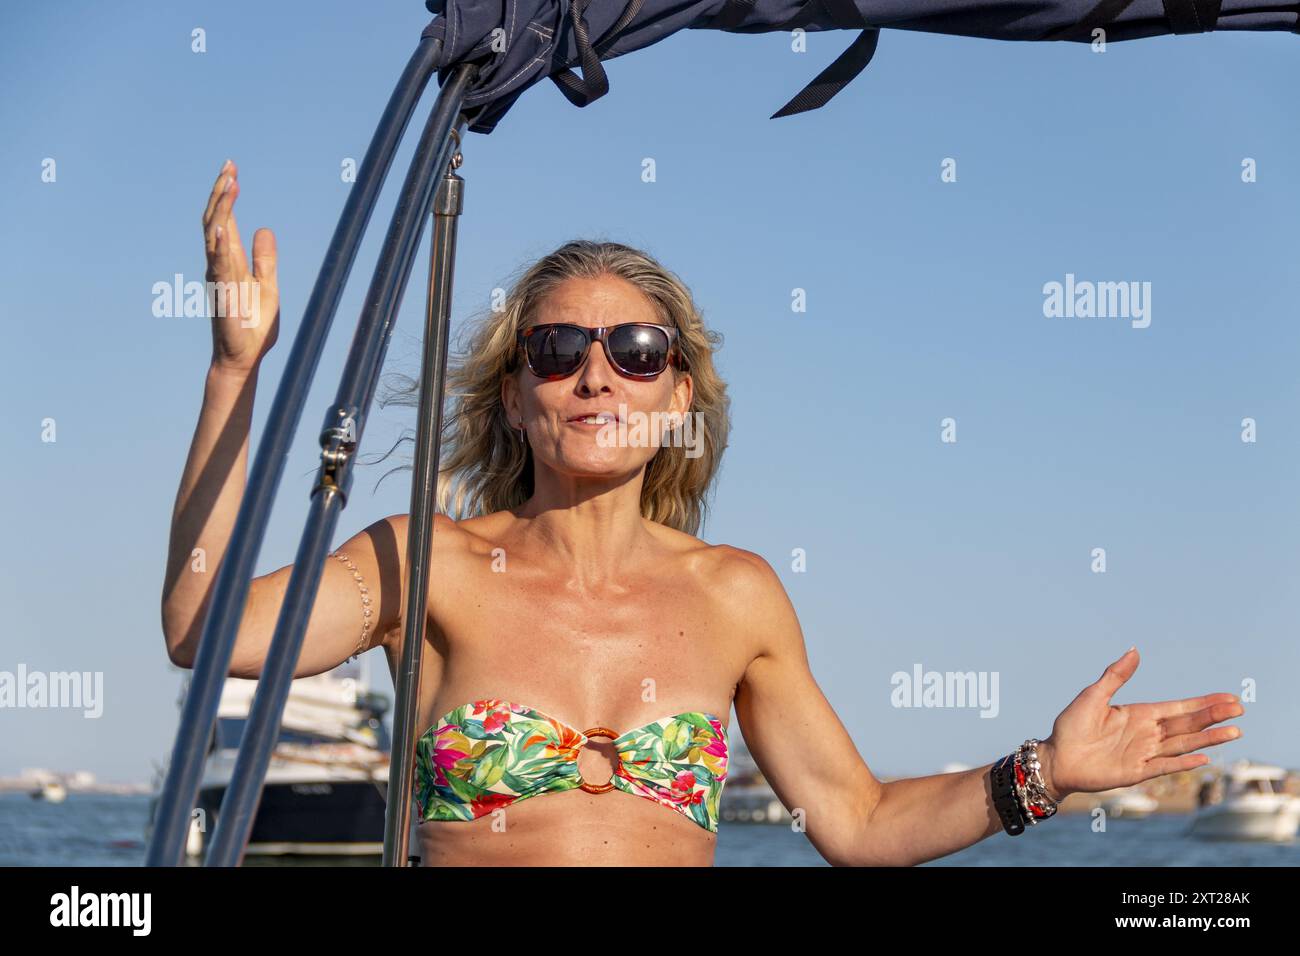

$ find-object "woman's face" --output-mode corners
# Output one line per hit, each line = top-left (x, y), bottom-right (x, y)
(502, 274), (692, 481)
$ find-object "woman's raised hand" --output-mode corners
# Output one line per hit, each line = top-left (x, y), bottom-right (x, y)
(202, 159), (280, 374)
(1038, 647), (1244, 801)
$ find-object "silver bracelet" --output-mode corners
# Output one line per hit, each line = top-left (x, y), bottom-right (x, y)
(1013, 738), (1059, 825)
(331, 551), (373, 660)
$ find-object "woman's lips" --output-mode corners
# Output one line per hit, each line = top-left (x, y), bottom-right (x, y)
(566, 418), (618, 428)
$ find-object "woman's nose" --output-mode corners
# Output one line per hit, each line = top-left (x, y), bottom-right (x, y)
(575, 337), (616, 391)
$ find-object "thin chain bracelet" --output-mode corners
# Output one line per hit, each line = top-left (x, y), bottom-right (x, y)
(331, 551), (373, 661)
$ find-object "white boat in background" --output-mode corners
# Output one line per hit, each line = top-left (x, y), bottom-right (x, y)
(719, 783), (790, 824)
(1100, 788), (1158, 820)
(1189, 761), (1300, 842)
(147, 657), (391, 857)
(30, 780), (67, 803)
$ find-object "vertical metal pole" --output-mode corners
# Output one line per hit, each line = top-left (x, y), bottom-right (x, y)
(146, 37), (444, 867)
(201, 65), (479, 867)
(383, 133), (466, 867)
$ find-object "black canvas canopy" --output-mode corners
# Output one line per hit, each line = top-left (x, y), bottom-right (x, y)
(422, 0), (1299, 133)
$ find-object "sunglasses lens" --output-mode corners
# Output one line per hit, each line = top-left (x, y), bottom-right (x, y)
(525, 325), (589, 377)
(608, 324), (671, 376)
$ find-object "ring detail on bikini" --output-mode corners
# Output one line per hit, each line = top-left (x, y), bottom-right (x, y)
(576, 726), (619, 793)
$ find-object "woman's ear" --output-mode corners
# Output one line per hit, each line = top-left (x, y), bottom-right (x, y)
(670, 371), (693, 420)
(501, 374), (519, 427)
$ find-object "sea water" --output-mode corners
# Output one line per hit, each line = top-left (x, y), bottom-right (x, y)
(1, 794), (1296, 867)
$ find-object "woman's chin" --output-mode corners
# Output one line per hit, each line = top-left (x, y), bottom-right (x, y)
(544, 448), (652, 479)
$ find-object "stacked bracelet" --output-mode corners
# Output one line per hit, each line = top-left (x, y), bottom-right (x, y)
(1013, 738), (1059, 825)
(990, 738), (1060, 835)
(331, 551), (372, 661)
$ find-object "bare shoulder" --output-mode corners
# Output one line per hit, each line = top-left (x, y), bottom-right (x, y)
(442, 509), (517, 557)
(383, 512), (496, 628)
(700, 542), (805, 665)
(348, 510), (478, 585)
(643, 523), (797, 653)
(360, 512), (483, 598)
(706, 543), (784, 593)
(685, 538), (787, 605)
(382, 511), (480, 552)
(642, 521), (781, 593)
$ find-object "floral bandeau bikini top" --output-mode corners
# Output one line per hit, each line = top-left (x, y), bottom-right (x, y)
(413, 698), (730, 833)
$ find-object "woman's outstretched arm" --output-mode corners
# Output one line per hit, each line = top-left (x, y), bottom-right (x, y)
(724, 549), (1244, 866)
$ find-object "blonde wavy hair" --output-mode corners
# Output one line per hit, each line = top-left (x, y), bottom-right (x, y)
(370, 239), (730, 536)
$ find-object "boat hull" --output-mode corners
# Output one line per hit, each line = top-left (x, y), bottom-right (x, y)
(190, 778), (388, 856)
(1189, 799), (1300, 842)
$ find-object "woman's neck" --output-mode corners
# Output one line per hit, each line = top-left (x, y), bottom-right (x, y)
(514, 470), (649, 586)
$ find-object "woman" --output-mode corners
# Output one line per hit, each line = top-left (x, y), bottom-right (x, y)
(162, 160), (1244, 866)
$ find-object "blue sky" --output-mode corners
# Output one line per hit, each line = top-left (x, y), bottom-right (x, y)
(2, 2), (1297, 784)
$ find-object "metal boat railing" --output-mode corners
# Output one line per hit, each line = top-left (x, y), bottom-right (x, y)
(146, 35), (478, 867)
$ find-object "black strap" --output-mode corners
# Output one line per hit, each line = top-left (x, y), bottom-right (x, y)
(770, 0), (881, 118)
(1044, 0), (1221, 41)
(990, 753), (1027, 836)
(772, 27), (879, 118)
(551, 0), (645, 108)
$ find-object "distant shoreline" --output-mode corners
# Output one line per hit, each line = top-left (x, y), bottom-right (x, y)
(0, 781), (153, 796)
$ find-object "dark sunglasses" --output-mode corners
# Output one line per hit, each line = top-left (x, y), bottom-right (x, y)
(513, 322), (689, 381)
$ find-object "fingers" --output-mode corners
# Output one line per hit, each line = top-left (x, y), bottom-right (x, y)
(1150, 691), (1239, 721)
(1158, 723), (1241, 758)
(204, 161), (235, 259)
(1141, 696), (1244, 772)
(1157, 696), (1243, 737)
(212, 218), (226, 268)
(224, 199), (248, 272)
(203, 161), (243, 276)
(1144, 753), (1211, 779)
(251, 228), (277, 286)
(202, 159), (233, 229)
(1156, 697), (1244, 759)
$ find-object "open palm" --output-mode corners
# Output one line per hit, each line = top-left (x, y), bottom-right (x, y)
(1043, 648), (1243, 800)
